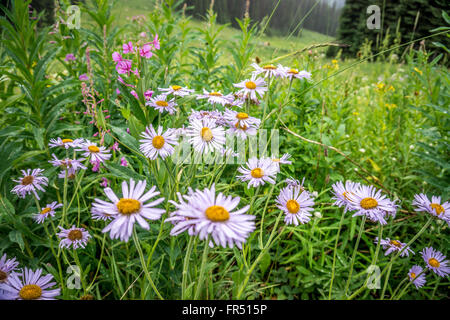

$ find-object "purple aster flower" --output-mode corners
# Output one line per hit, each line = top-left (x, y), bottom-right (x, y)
(33, 201), (62, 224)
(276, 185), (315, 225)
(0, 268), (60, 300)
(374, 237), (414, 257)
(57, 225), (91, 249)
(421, 247), (450, 277)
(11, 169), (48, 200)
(408, 265), (426, 289)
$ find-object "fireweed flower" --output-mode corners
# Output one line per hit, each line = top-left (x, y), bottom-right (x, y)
(270, 153), (292, 172)
(187, 118), (226, 154)
(116, 59), (132, 75)
(408, 265), (426, 289)
(331, 181), (361, 213)
(91, 179), (165, 242)
(112, 51), (122, 62)
(48, 137), (84, 149)
(139, 43), (153, 58)
(11, 169), (48, 200)
(77, 140), (112, 164)
(122, 41), (134, 54)
(33, 201), (62, 224)
(0, 254), (19, 285)
(64, 53), (76, 62)
(0, 268), (60, 300)
(167, 184), (255, 249)
(79, 74), (89, 81)
(237, 157), (278, 188)
(120, 157), (128, 167)
(421, 247), (450, 277)
(223, 108), (261, 128)
(233, 75), (267, 101)
(276, 185), (315, 225)
(346, 185), (397, 224)
(57, 226), (91, 249)
(144, 89), (153, 100)
(251, 63), (285, 78)
(412, 194), (450, 222)
(196, 89), (234, 106)
(158, 85), (194, 97)
(139, 125), (178, 160)
(374, 237), (414, 257)
(146, 94), (177, 114)
(152, 33), (160, 50)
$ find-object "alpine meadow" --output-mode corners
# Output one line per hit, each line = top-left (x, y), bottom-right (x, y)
(0, 0), (449, 301)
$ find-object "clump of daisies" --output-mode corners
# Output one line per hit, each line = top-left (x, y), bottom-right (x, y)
(166, 184), (255, 249)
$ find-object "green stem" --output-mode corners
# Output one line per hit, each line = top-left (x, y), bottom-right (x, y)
(328, 209), (346, 299)
(194, 238), (210, 300)
(344, 215), (367, 296)
(182, 236), (195, 299)
(132, 229), (164, 300)
(380, 254), (393, 299)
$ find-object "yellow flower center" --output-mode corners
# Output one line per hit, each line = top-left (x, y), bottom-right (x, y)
(201, 127), (213, 142)
(234, 123), (248, 130)
(410, 272), (416, 279)
(245, 81), (257, 89)
(62, 139), (73, 144)
(88, 145), (100, 153)
(360, 197), (378, 209)
(21, 175), (34, 185)
(209, 92), (222, 96)
(236, 112), (249, 120)
(0, 270), (7, 282)
(19, 284), (42, 300)
(40, 207), (51, 215)
(286, 199), (300, 214)
(389, 240), (402, 248)
(116, 198), (141, 215)
(288, 69), (299, 74)
(250, 168), (264, 178)
(172, 85), (182, 91)
(272, 158), (280, 162)
(428, 258), (440, 268)
(263, 65), (276, 70)
(205, 205), (230, 222)
(155, 100), (168, 107)
(430, 203), (444, 215)
(152, 136), (165, 149)
(68, 229), (83, 241)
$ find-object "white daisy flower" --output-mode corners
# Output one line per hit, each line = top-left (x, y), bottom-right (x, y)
(0, 268), (60, 300)
(412, 194), (450, 223)
(270, 153), (292, 172)
(186, 118), (226, 154)
(251, 63), (285, 78)
(57, 225), (91, 249)
(48, 137), (84, 149)
(167, 184), (255, 249)
(33, 201), (62, 224)
(374, 237), (414, 257)
(346, 185), (398, 224)
(233, 75), (267, 101)
(223, 108), (261, 128)
(158, 85), (194, 97)
(146, 94), (177, 114)
(276, 185), (315, 225)
(77, 140), (112, 164)
(91, 179), (165, 242)
(237, 157), (278, 188)
(188, 110), (224, 125)
(278, 65), (312, 81)
(139, 125), (178, 160)
(196, 89), (234, 106)
(226, 123), (258, 140)
(11, 169), (48, 200)
(331, 180), (361, 213)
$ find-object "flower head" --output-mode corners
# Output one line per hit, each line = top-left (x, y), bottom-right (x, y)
(34, 201), (62, 224)
(0, 268), (60, 300)
(331, 181), (361, 213)
(11, 169), (48, 200)
(146, 94), (177, 114)
(421, 247), (450, 277)
(167, 184), (255, 249)
(196, 89), (234, 106)
(270, 153), (292, 172)
(412, 194), (449, 223)
(77, 140), (112, 165)
(251, 63), (285, 78)
(139, 125), (178, 160)
(237, 157), (277, 188)
(0, 254), (19, 285)
(92, 179), (165, 242)
(187, 118), (226, 154)
(276, 185), (315, 225)
(48, 137), (84, 149)
(408, 265), (426, 289)
(158, 85), (194, 97)
(233, 75), (267, 101)
(374, 237), (414, 257)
